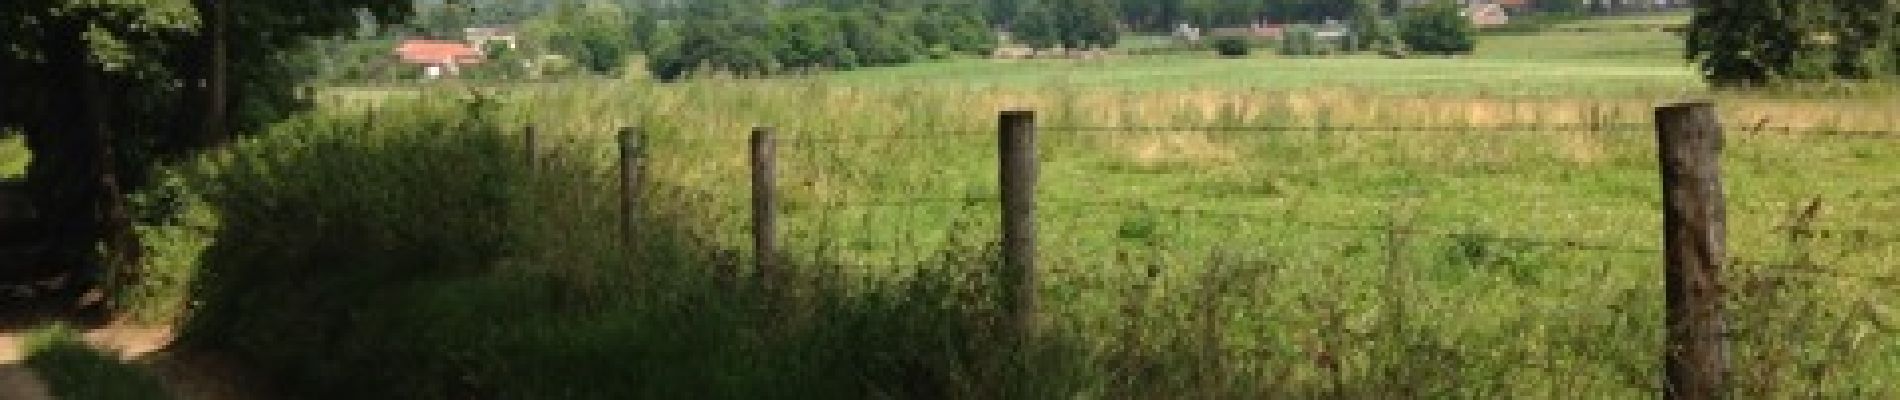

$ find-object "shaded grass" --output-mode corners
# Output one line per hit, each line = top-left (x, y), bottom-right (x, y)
(23, 324), (172, 400)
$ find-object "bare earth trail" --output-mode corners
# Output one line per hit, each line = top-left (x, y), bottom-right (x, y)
(0, 326), (260, 400)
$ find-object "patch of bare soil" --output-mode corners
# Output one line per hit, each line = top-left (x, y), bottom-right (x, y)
(1, 324), (272, 400)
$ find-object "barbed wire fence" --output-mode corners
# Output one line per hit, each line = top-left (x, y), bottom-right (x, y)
(557, 102), (1897, 398)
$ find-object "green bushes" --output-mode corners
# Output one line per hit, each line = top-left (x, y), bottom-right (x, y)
(519, 1), (642, 75)
(1010, 0), (1121, 50)
(171, 96), (1092, 399)
(1689, 0), (1900, 86)
(178, 98), (531, 396)
(1399, 1), (1478, 55)
(649, 5), (995, 80)
(1212, 36), (1251, 57)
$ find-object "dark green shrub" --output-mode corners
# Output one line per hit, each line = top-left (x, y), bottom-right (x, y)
(772, 9), (854, 71)
(915, 4), (998, 56)
(1212, 36), (1251, 57)
(840, 11), (924, 66)
(651, 20), (779, 80)
(1399, 1), (1477, 55)
(179, 97), (532, 396)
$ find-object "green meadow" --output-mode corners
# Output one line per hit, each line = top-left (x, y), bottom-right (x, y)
(814, 30), (1700, 96)
(11, 12), (1899, 399)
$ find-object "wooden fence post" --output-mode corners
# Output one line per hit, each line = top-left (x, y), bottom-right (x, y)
(1655, 101), (1729, 400)
(618, 127), (645, 249)
(750, 127), (780, 288)
(999, 110), (1038, 336)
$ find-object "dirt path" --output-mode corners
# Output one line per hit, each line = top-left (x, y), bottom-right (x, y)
(0, 363), (55, 400)
(0, 326), (260, 400)
(1, 333), (58, 400)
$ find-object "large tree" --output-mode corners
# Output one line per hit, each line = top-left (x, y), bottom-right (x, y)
(521, 1), (640, 74)
(1689, 0), (1899, 85)
(0, 0), (409, 307)
(1012, 0), (1120, 49)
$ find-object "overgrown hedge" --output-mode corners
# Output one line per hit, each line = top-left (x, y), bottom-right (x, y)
(170, 98), (1090, 399)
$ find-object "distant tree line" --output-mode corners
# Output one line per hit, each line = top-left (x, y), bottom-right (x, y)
(649, 1), (995, 80)
(332, 1), (996, 81)
(1689, 0), (1900, 85)
(315, 0), (1515, 82)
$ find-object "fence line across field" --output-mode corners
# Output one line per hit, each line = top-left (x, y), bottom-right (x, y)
(548, 101), (1900, 400)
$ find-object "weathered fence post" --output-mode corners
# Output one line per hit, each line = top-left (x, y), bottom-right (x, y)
(750, 127), (780, 288)
(999, 110), (1038, 336)
(1655, 102), (1729, 400)
(618, 127), (645, 249)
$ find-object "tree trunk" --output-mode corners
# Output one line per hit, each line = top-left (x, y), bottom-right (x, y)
(82, 54), (143, 307)
(201, 0), (230, 147)
(20, 17), (141, 309)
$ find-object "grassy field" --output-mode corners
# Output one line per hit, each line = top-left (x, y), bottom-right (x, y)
(17, 12), (1900, 398)
(811, 30), (1700, 96)
(191, 80), (1894, 398)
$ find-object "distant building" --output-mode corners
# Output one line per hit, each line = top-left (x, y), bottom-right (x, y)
(1467, 3), (1512, 27)
(464, 27), (519, 51)
(1174, 23), (1204, 44)
(1206, 21), (1285, 41)
(1399, 0), (1516, 27)
(396, 40), (484, 79)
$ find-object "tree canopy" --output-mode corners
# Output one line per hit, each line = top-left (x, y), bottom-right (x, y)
(1689, 0), (1899, 86)
(0, 1), (411, 305)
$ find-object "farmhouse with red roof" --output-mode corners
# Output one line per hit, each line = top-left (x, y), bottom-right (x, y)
(396, 40), (484, 79)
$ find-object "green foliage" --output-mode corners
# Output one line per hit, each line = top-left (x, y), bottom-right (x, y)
(1349, 0), (1398, 53)
(651, 19), (778, 80)
(1212, 36), (1251, 57)
(520, 1), (640, 75)
(1011, 0), (1120, 49)
(914, 4), (999, 57)
(773, 9), (857, 71)
(1099, 0), (1361, 32)
(24, 324), (173, 400)
(1399, 1), (1477, 55)
(1, 136), (26, 178)
(839, 11), (925, 66)
(0, 0), (413, 316)
(305, 37), (411, 83)
(1689, 0), (1899, 86)
(174, 95), (1096, 398)
(121, 168), (216, 323)
(649, 5), (994, 80)
(179, 98), (530, 396)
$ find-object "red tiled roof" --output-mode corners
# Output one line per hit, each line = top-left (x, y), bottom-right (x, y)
(396, 40), (484, 65)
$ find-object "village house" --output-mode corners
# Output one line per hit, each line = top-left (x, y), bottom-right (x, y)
(1468, 2), (1512, 27)
(464, 27), (519, 51)
(395, 40), (484, 79)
